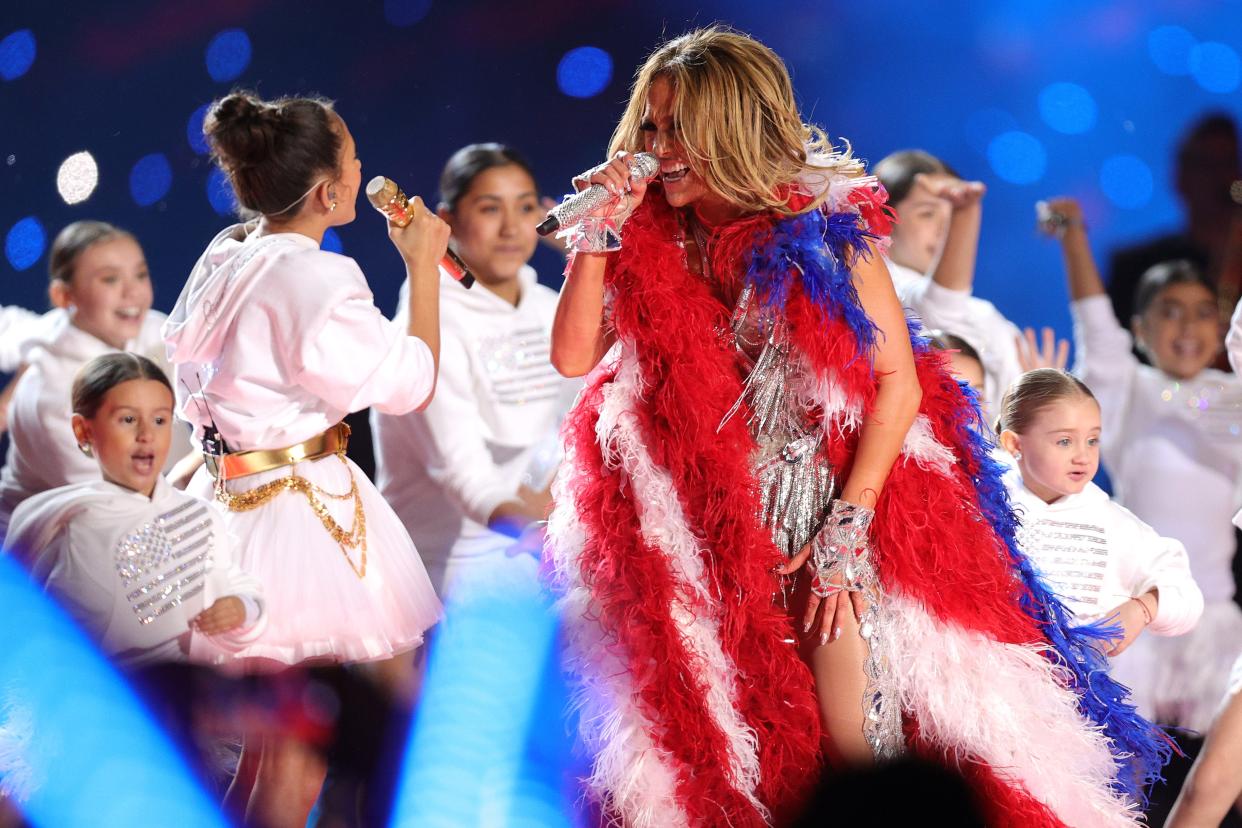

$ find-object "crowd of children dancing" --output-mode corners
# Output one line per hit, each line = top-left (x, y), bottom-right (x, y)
(1, 25), (1241, 828)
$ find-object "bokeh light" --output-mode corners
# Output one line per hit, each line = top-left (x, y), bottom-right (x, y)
(206, 168), (237, 216)
(1038, 82), (1097, 135)
(5, 216), (46, 271)
(1147, 25), (1196, 76)
(186, 104), (210, 155)
(129, 153), (173, 207)
(1189, 41), (1241, 94)
(205, 29), (251, 83)
(0, 29), (36, 81)
(556, 46), (612, 99)
(56, 151), (99, 205)
(0, 556), (226, 827)
(986, 131), (1047, 185)
(321, 228), (343, 254)
(964, 108), (1020, 156)
(384, 0), (432, 27)
(1099, 154), (1154, 209)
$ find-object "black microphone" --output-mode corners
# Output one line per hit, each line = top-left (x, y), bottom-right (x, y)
(536, 152), (660, 237)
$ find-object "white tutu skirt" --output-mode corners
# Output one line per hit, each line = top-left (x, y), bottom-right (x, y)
(1111, 599), (1242, 733)
(189, 455), (442, 666)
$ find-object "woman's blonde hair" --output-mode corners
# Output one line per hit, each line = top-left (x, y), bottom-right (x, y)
(610, 26), (861, 215)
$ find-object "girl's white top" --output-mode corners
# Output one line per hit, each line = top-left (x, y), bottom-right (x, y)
(371, 267), (578, 579)
(0, 310), (178, 536)
(3, 476), (264, 668)
(1007, 469), (1203, 634)
(0, 305), (60, 373)
(1226, 297), (1242, 532)
(885, 258), (1023, 415)
(1073, 294), (1242, 604)
(163, 225), (435, 449)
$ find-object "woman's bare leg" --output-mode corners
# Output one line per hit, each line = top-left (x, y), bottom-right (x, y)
(792, 576), (874, 768)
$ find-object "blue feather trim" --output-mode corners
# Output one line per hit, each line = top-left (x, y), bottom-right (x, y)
(748, 207), (1172, 805)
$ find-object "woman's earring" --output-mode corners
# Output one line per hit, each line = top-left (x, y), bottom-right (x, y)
(77, 443), (93, 457)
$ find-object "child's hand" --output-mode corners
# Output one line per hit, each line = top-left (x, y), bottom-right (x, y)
(1036, 197), (1085, 238)
(1101, 594), (1155, 656)
(913, 173), (986, 210)
(1016, 326), (1070, 372)
(191, 596), (246, 636)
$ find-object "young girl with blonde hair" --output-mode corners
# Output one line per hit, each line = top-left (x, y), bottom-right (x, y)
(547, 25), (1166, 828)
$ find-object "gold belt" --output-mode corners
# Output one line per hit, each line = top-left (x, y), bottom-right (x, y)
(206, 423), (351, 480)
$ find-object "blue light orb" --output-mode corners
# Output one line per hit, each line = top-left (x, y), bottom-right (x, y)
(1147, 25), (1196, 76)
(129, 153), (173, 207)
(1099, 154), (1154, 210)
(986, 131), (1047, 186)
(1189, 41), (1241, 94)
(0, 556), (226, 827)
(321, 228), (343, 254)
(0, 29), (36, 81)
(186, 104), (210, 155)
(5, 216), (45, 271)
(205, 29), (251, 83)
(206, 168), (237, 216)
(1038, 82), (1097, 135)
(384, 0), (432, 27)
(964, 108), (1020, 156)
(557, 46), (613, 99)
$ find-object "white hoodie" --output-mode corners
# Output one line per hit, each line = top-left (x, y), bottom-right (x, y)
(372, 267), (578, 585)
(1007, 470), (1203, 636)
(4, 476), (264, 668)
(885, 258), (1023, 416)
(163, 225), (435, 449)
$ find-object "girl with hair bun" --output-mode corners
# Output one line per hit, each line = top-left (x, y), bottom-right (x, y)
(164, 90), (448, 825)
(547, 26), (1168, 827)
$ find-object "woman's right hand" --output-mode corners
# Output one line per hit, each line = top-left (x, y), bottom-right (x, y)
(388, 195), (452, 275)
(574, 151), (650, 229)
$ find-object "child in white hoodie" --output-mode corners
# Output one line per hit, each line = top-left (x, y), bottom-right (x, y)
(997, 368), (1203, 658)
(4, 353), (265, 668)
(372, 143), (578, 598)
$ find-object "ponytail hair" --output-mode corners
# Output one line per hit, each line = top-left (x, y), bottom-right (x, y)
(995, 368), (1095, 436)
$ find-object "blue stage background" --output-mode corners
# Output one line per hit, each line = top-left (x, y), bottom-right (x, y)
(2, 0), (1240, 343)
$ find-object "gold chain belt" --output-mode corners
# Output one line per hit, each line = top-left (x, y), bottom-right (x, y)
(210, 423), (367, 579)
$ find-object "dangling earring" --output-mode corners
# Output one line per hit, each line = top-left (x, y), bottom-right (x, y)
(328, 189), (337, 212)
(78, 443), (93, 457)
(329, 201), (337, 212)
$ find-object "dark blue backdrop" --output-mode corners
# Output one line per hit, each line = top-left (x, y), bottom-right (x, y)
(3, 0), (1240, 343)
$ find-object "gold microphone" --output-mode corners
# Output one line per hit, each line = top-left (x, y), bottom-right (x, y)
(366, 176), (475, 289)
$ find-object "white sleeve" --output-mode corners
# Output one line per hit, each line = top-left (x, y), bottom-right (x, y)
(293, 290), (436, 418)
(381, 332), (515, 526)
(1070, 295), (1138, 442)
(0, 307), (54, 374)
(204, 524), (267, 649)
(1125, 521), (1204, 637)
(1227, 297), (1242, 375)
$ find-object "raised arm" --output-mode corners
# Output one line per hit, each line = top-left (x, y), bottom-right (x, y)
(920, 174), (987, 294)
(549, 153), (648, 377)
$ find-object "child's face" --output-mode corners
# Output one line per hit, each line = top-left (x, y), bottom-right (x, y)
(1004, 395), (1101, 504)
(54, 236), (153, 349)
(946, 351), (985, 398)
(73, 379), (174, 497)
(888, 178), (952, 274)
(1133, 281), (1221, 381)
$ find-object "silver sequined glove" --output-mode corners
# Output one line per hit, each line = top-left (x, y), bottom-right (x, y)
(809, 500), (876, 598)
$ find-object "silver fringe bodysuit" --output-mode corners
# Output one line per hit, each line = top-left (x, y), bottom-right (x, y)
(703, 230), (905, 762)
